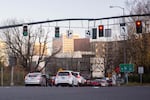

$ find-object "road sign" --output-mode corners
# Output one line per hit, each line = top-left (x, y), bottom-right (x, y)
(119, 64), (134, 72)
(138, 67), (144, 74)
(120, 23), (127, 36)
(85, 30), (91, 38)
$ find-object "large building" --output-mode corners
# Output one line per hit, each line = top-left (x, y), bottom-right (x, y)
(0, 40), (8, 66)
(90, 40), (124, 73)
(74, 38), (90, 52)
(52, 33), (80, 54)
(34, 43), (48, 56)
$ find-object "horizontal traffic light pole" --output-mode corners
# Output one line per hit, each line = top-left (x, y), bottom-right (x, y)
(0, 13), (149, 30)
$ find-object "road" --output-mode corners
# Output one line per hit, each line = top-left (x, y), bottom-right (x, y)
(0, 86), (149, 100)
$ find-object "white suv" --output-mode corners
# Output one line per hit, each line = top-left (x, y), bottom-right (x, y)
(24, 72), (47, 86)
(55, 70), (78, 86)
(72, 72), (86, 86)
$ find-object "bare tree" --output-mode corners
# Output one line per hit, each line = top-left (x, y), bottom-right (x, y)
(0, 19), (61, 72)
(125, 0), (150, 73)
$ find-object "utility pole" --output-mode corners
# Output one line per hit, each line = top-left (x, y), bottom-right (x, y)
(110, 5), (128, 84)
(10, 66), (14, 86)
(1, 64), (3, 86)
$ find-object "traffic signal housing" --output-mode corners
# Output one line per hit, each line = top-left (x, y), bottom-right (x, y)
(92, 28), (97, 39)
(55, 27), (60, 38)
(98, 25), (104, 37)
(136, 20), (142, 33)
(23, 25), (28, 36)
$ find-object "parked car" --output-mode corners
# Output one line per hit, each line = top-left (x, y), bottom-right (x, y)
(99, 78), (109, 87)
(24, 72), (47, 86)
(107, 79), (113, 86)
(89, 79), (101, 86)
(55, 70), (78, 87)
(72, 72), (86, 86)
(85, 79), (92, 86)
(48, 76), (56, 86)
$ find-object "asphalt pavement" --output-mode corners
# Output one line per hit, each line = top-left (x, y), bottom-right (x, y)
(0, 86), (149, 100)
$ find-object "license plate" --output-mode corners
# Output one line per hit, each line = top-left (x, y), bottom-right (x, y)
(61, 77), (65, 79)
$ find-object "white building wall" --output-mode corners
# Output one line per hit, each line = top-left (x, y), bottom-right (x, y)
(90, 57), (105, 78)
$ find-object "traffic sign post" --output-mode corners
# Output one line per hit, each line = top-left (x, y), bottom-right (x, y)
(138, 67), (144, 84)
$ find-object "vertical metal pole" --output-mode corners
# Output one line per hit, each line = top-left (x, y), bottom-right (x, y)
(1, 66), (3, 86)
(10, 66), (14, 86)
(77, 61), (80, 72)
(124, 34), (128, 84)
(122, 8), (128, 85)
(109, 6), (128, 84)
(140, 74), (142, 84)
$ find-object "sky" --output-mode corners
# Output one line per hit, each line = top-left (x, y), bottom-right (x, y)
(0, 0), (127, 22)
(0, 0), (128, 42)
(0, 0), (128, 53)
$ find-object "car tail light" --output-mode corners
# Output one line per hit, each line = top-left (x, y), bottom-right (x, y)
(77, 75), (80, 78)
(68, 74), (72, 78)
(37, 76), (41, 80)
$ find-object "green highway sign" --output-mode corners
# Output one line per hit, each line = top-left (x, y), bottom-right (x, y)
(119, 64), (134, 72)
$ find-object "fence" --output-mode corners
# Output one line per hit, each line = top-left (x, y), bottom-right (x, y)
(0, 66), (26, 86)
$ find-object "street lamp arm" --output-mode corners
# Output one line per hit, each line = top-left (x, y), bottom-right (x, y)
(109, 6), (124, 10)
(109, 6), (125, 15)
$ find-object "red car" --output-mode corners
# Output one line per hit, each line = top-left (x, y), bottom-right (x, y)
(85, 79), (101, 86)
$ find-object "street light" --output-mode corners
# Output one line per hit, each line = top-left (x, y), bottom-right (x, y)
(110, 5), (128, 84)
(110, 5), (126, 63)
(109, 6), (125, 17)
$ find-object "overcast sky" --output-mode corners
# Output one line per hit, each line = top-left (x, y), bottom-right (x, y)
(0, 0), (129, 43)
(0, 0), (127, 22)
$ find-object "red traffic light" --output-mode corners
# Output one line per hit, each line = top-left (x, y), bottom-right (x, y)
(98, 25), (104, 37)
(136, 20), (142, 33)
(99, 25), (104, 30)
(136, 21), (141, 26)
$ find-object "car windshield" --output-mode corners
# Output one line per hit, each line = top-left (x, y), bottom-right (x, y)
(58, 72), (70, 76)
(72, 73), (78, 77)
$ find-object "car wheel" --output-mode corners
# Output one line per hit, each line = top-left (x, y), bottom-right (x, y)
(55, 84), (59, 87)
(76, 82), (79, 87)
(25, 84), (29, 86)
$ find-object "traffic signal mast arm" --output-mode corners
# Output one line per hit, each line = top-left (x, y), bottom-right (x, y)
(0, 14), (149, 30)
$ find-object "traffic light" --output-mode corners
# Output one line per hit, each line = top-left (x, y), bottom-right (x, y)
(136, 20), (142, 33)
(23, 25), (28, 36)
(55, 27), (60, 38)
(92, 28), (97, 39)
(98, 25), (104, 37)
